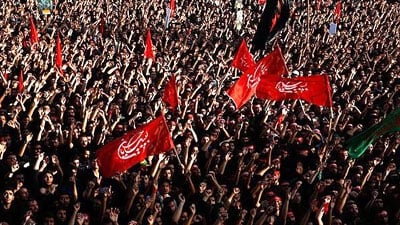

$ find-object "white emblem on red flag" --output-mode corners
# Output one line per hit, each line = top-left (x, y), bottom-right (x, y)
(117, 131), (150, 159)
(276, 81), (308, 93)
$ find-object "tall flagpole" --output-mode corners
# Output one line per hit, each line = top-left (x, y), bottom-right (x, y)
(307, 0), (310, 53)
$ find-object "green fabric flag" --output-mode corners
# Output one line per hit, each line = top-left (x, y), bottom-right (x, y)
(346, 108), (400, 158)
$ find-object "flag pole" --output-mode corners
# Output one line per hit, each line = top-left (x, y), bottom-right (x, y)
(307, 0), (310, 45)
(172, 147), (185, 173)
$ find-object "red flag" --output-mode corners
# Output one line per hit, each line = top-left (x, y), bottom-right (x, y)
(29, 16), (39, 44)
(255, 46), (288, 98)
(228, 46), (288, 109)
(231, 40), (256, 72)
(257, 46), (288, 78)
(56, 34), (63, 73)
(258, 0), (267, 4)
(334, 1), (342, 22)
(2, 71), (8, 81)
(170, 0), (176, 17)
(18, 70), (24, 93)
(144, 29), (155, 60)
(163, 74), (179, 111)
(96, 115), (174, 177)
(227, 70), (258, 109)
(256, 74), (333, 107)
(276, 113), (285, 126)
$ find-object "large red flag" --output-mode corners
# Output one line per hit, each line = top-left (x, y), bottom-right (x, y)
(228, 46), (287, 109)
(56, 34), (63, 74)
(334, 1), (342, 22)
(227, 70), (259, 109)
(144, 29), (155, 60)
(256, 74), (333, 107)
(255, 46), (288, 97)
(163, 75), (179, 111)
(231, 40), (256, 72)
(18, 70), (24, 93)
(96, 115), (174, 177)
(30, 16), (39, 44)
(257, 45), (288, 78)
(170, 0), (176, 17)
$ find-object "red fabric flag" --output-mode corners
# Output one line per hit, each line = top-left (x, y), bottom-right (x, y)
(231, 40), (256, 72)
(276, 113), (285, 126)
(255, 46), (288, 98)
(18, 70), (24, 93)
(144, 29), (155, 60)
(258, 45), (288, 78)
(2, 71), (8, 81)
(29, 16), (39, 44)
(256, 74), (333, 107)
(96, 115), (174, 177)
(334, 1), (342, 22)
(258, 0), (267, 4)
(163, 74), (179, 111)
(170, 0), (176, 17)
(228, 46), (288, 109)
(56, 34), (63, 74)
(227, 69), (259, 109)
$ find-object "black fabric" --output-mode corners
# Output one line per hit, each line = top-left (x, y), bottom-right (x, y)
(252, 0), (290, 51)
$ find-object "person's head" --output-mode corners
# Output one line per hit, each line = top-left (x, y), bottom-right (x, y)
(339, 149), (349, 161)
(253, 103), (263, 114)
(2, 188), (14, 206)
(14, 181), (27, 198)
(332, 218), (343, 225)
(42, 172), (54, 187)
(28, 199), (39, 214)
(58, 192), (71, 208)
(0, 113), (7, 126)
(43, 213), (55, 225)
(31, 143), (42, 158)
(374, 210), (389, 224)
(191, 164), (201, 177)
(56, 207), (67, 223)
(345, 202), (359, 217)
(91, 158), (99, 170)
(5, 153), (17, 167)
(160, 181), (171, 195)
(48, 134), (60, 149)
(162, 168), (173, 181)
(164, 197), (177, 213)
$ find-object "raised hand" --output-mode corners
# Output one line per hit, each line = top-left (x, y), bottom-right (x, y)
(109, 207), (120, 222)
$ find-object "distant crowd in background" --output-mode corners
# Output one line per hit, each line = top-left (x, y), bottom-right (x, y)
(0, 0), (400, 224)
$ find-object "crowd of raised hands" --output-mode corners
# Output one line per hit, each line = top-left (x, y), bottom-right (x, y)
(0, 0), (400, 224)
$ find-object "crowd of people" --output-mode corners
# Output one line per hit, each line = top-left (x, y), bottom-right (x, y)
(1, 0), (400, 224)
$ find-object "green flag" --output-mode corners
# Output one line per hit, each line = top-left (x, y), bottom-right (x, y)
(346, 108), (400, 158)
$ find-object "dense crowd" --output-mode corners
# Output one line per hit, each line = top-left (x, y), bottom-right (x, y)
(0, 0), (400, 224)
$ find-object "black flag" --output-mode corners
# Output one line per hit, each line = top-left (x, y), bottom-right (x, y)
(252, 0), (290, 51)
